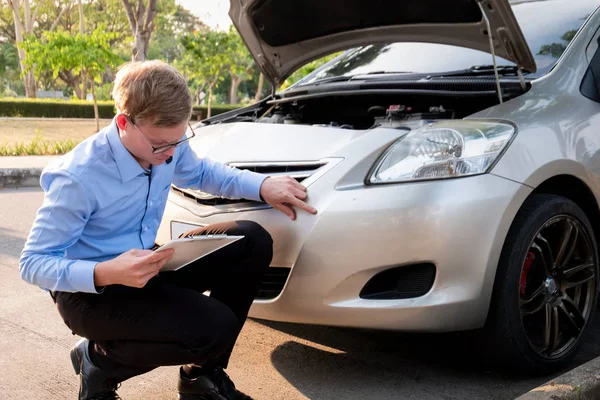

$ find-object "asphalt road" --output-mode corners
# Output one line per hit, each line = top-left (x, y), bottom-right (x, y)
(2, 187), (600, 400)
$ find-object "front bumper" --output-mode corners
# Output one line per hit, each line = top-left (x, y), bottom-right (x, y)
(158, 173), (532, 332)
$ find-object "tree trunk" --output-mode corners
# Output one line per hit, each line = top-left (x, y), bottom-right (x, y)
(121, 0), (157, 62)
(72, 82), (83, 99)
(9, 0), (37, 98)
(254, 72), (264, 102)
(78, 0), (87, 100)
(25, 70), (36, 97)
(59, 71), (83, 99)
(207, 84), (213, 118)
(132, 31), (149, 61)
(195, 87), (201, 105)
(195, 84), (206, 105)
(80, 75), (87, 100)
(229, 74), (241, 105)
(78, 0), (84, 33)
(91, 82), (99, 132)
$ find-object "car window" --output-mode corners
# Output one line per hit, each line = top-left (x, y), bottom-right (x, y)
(295, 0), (599, 85)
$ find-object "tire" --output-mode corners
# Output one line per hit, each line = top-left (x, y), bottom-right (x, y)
(486, 193), (599, 375)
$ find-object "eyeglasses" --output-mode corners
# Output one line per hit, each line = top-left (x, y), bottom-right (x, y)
(130, 118), (196, 154)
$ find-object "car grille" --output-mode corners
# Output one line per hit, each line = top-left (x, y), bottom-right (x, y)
(255, 267), (291, 300)
(229, 161), (328, 183)
(172, 161), (328, 206)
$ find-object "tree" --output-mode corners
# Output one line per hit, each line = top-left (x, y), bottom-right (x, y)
(2, 0), (79, 97)
(82, 0), (131, 45)
(55, 0), (132, 98)
(7, 0), (40, 97)
(178, 28), (258, 108)
(538, 30), (578, 58)
(224, 27), (255, 104)
(0, 41), (19, 95)
(281, 51), (344, 89)
(1, 0), (74, 44)
(77, 0), (87, 99)
(1, 0), (197, 99)
(35, 0), (72, 33)
(178, 29), (231, 117)
(21, 28), (122, 130)
(0, 2), (16, 42)
(120, 0), (158, 61)
(147, 2), (206, 62)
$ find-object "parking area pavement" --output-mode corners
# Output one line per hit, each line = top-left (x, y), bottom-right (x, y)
(2, 187), (600, 399)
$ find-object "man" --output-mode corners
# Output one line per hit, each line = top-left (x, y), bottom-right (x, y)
(20, 60), (317, 400)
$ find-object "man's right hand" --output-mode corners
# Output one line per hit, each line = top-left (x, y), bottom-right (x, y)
(94, 248), (175, 288)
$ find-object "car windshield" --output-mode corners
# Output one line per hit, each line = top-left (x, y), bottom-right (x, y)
(295, 0), (599, 86)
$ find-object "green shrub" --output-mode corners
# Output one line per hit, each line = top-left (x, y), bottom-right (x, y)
(0, 98), (243, 119)
(0, 98), (116, 118)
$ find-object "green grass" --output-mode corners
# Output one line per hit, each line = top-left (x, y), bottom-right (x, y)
(0, 119), (106, 156)
(0, 132), (79, 156)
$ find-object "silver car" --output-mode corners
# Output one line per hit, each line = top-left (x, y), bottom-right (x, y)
(157, 0), (600, 373)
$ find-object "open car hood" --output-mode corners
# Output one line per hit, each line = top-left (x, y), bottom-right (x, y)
(229, 0), (537, 86)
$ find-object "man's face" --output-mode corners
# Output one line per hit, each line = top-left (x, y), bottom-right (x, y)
(116, 114), (188, 166)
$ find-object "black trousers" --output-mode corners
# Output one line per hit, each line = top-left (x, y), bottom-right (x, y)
(52, 220), (273, 384)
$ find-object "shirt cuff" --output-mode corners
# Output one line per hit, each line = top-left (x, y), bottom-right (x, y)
(242, 171), (268, 202)
(70, 260), (102, 294)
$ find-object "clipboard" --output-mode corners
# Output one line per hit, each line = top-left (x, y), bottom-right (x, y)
(155, 234), (244, 271)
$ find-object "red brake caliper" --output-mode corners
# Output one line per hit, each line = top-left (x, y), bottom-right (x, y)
(520, 252), (536, 296)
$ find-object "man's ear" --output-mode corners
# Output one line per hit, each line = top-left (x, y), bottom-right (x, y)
(115, 113), (128, 130)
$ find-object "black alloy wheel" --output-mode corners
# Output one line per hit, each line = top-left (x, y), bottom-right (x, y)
(487, 194), (599, 374)
(519, 215), (596, 359)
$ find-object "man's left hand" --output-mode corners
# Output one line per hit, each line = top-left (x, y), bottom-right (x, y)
(259, 176), (318, 220)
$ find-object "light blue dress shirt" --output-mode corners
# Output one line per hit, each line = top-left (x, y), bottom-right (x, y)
(20, 119), (267, 294)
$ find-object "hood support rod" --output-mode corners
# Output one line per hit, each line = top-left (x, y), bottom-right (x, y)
(478, 1), (503, 104)
(517, 68), (527, 91)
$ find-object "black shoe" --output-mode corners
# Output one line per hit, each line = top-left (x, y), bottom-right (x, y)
(178, 367), (253, 400)
(70, 338), (122, 400)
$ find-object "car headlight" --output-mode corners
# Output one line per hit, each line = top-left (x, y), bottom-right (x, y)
(368, 120), (515, 184)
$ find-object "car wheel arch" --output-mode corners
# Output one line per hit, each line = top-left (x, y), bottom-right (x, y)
(529, 174), (600, 252)
(483, 173), (600, 323)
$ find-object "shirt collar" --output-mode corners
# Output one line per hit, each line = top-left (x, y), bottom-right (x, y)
(106, 118), (147, 183)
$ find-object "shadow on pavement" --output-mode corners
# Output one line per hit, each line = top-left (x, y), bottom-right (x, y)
(0, 227), (26, 259)
(254, 311), (600, 400)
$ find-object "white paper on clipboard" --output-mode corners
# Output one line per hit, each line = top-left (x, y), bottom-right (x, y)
(155, 234), (244, 271)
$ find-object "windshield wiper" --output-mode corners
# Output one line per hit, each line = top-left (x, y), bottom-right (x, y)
(302, 75), (355, 85)
(362, 70), (415, 75)
(440, 65), (528, 77)
(347, 70), (415, 80)
(471, 65), (524, 74)
(304, 71), (416, 86)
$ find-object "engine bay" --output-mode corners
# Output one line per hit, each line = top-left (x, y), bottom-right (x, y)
(205, 76), (529, 130)
(254, 92), (503, 130)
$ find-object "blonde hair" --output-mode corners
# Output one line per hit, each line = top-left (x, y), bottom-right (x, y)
(112, 60), (192, 127)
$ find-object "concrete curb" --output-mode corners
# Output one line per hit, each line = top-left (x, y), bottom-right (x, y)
(0, 167), (42, 189)
(0, 156), (59, 189)
(515, 356), (600, 399)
